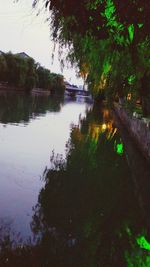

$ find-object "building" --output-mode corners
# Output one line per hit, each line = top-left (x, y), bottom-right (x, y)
(16, 52), (31, 59)
(64, 81), (79, 90)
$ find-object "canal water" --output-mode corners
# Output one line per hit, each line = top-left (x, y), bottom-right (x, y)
(0, 92), (150, 266)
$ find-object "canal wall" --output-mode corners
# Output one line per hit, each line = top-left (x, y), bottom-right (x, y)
(114, 103), (150, 163)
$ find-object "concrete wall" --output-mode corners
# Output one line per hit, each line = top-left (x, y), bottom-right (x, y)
(114, 103), (150, 163)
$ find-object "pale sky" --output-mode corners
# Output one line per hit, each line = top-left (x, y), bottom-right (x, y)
(0, 0), (83, 85)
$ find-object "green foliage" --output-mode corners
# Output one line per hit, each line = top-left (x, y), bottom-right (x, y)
(124, 228), (150, 267)
(137, 236), (150, 251)
(0, 54), (8, 81)
(33, 0), (150, 113)
(0, 52), (65, 94)
(36, 65), (51, 89)
(0, 52), (37, 91)
(49, 73), (65, 95)
(128, 24), (134, 43)
(36, 64), (65, 94)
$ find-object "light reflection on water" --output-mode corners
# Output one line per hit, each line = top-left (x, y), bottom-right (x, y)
(0, 93), (150, 266)
(0, 93), (91, 239)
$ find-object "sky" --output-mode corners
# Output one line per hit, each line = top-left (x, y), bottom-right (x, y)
(0, 0), (83, 86)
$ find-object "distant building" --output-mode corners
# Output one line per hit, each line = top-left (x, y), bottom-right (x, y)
(64, 81), (79, 90)
(16, 52), (31, 59)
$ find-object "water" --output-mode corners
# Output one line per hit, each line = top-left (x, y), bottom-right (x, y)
(0, 93), (90, 240)
(0, 92), (150, 266)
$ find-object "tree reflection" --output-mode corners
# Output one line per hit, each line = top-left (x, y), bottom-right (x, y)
(0, 92), (63, 124)
(1, 104), (150, 266)
(31, 104), (145, 266)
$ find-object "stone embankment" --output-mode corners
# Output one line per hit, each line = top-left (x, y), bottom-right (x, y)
(114, 103), (150, 164)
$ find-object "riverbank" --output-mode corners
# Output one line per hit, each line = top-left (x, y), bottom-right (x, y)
(0, 83), (23, 91)
(0, 83), (52, 96)
(114, 102), (150, 164)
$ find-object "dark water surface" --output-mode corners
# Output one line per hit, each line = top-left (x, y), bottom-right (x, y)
(0, 93), (90, 239)
(0, 92), (150, 266)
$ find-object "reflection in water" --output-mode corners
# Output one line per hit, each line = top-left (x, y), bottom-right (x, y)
(0, 99), (150, 266)
(30, 104), (150, 266)
(0, 92), (63, 124)
(0, 92), (90, 247)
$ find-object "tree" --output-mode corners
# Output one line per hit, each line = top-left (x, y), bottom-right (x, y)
(0, 51), (65, 94)
(0, 54), (7, 81)
(25, 57), (37, 91)
(33, 0), (150, 114)
(49, 73), (65, 95)
(36, 65), (51, 90)
(2, 52), (37, 91)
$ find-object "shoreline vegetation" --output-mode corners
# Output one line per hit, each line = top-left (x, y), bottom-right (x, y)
(31, 0), (150, 118)
(0, 51), (65, 95)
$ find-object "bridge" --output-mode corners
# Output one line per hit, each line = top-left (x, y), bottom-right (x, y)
(65, 84), (90, 97)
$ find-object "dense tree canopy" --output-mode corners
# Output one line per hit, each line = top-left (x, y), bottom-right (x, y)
(33, 0), (150, 114)
(33, 0), (150, 44)
(0, 52), (65, 94)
